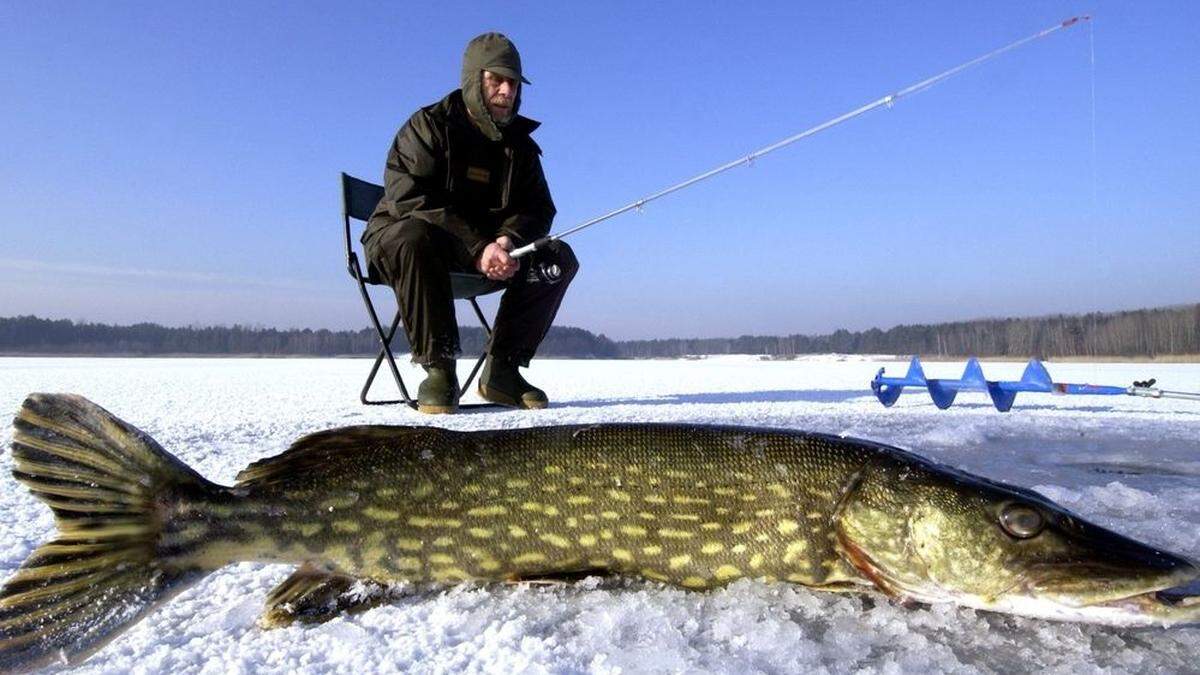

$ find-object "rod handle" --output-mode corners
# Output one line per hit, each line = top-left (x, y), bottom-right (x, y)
(510, 236), (554, 260)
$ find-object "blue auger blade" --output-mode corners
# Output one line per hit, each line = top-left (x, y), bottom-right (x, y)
(987, 360), (1055, 411)
(926, 358), (988, 409)
(871, 357), (927, 407)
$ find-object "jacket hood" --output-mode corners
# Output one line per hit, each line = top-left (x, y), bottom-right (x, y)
(461, 32), (526, 141)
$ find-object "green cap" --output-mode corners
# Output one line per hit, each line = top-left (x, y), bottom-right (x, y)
(462, 32), (530, 85)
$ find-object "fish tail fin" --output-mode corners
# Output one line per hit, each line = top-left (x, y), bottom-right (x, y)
(1, 393), (218, 671)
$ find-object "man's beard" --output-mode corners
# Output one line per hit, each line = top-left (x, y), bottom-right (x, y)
(489, 98), (513, 124)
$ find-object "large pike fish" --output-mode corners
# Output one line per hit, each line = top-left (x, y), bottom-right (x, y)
(2, 394), (1198, 670)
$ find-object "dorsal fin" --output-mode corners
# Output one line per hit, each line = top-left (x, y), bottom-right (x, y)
(235, 425), (445, 486)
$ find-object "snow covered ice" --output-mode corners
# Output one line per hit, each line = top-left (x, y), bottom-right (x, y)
(2, 355), (1198, 673)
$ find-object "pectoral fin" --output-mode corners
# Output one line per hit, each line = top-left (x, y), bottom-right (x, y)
(260, 564), (390, 629)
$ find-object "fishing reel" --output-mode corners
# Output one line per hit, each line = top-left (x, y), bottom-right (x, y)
(527, 261), (563, 285)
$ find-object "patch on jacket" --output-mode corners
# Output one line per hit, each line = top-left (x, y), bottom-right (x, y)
(466, 166), (491, 183)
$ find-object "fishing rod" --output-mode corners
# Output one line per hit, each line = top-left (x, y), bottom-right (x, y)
(511, 15), (1091, 261)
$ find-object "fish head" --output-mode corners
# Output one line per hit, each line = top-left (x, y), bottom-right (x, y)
(835, 452), (1200, 625)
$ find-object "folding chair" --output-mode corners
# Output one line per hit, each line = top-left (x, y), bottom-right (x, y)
(341, 172), (504, 409)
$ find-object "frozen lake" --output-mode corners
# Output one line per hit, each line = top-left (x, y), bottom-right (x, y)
(2, 355), (1199, 673)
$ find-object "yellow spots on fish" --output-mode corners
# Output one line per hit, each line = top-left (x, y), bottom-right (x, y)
(407, 516), (462, 529)
(669, 554), (692, 570)
(777, 520), (800, 535)
(332, 520), (360, 534)
(567, 496), (593, 505)
(429, 553), (455, 565)
(281, 522), (324, 537)
(731, 544), (747, 554)
(566, 517), (579, 528)
(433, 567), (473, 582)
(505, 479), (531, 489)
(739, 494), (758, 502)
(363, 507), (401, 521)
(395, 557), (422, 571)
(664, 469), (692, 480)
(438, 501), (460, 510)
(620, 525), (648, 537)
(567, 475), (586, 486)
(544, 505), (560, 517)
(681, 576), (708, 589)
(701, 542), (724, 555)
(579, 534), (598, 547)
(673, 496), (709, 506)
(806, 512), (824, 520)
(507, 525), (527, 538)
(638, 512), (657, 521)
(396, 538), (423, 552)
(468, 528), (493, 539)
(700, 522), (721, 531)
(607, 489), (632, 502)
(432, 536), (454, 547)
(541, 533), (571, 549)
(321, 496), (357, 510)
(642, 545), (662, 555)
(713, 487), (737, 497)
(670, 514), (701, 522)
(376, 487), (398, 498)
(411, 482), (435, 499)
(512, 552), (547, 565)
(612, 548), (633, 562)
(755, 509), (776, 518)
(463, 484), (484, 495)
(643, 495), (667, 505)
(541, 484), (560, 494)
(731, 522), (753, 535)
(600, 529), (614, 540)
(641, 568), (669, 582)
(714, 565), (742, 581)
(766, 484), (791, 499)
(749, 554), (764, 570)
(521, 502), (544, 513)
(784, 540), (808, 563)
(755, 533), (770, 543)
(808, 489), (833, 500)
(786, 573), (810, 583)
(646, 477), (661, 487)
(479, 559), (502, 572)
(544, 465), (564, 475)
(601, 511), (620, 520)
(658, 528), (693, 540)
(467, 505), (509, 517)
(733, 471), (754, 482)
(715, 507), (731, 515)
(626, 464), (643, 475)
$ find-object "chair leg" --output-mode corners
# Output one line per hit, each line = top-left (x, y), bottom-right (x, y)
(459, 298), (493, 396)
(356, 279), (416, 408)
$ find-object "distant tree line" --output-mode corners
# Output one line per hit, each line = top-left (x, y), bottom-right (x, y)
(1, 303), (1196, 358)
(618, 304), (1200, 359)
(0, 316), (620, 358)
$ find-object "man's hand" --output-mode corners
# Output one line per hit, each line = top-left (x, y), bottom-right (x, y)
(477, 236), (519, 281)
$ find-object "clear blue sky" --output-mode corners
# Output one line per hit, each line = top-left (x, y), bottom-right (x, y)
(1, 2), (1197, 340)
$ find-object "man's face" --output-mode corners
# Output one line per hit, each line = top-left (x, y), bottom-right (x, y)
(482, 70), (518, 123)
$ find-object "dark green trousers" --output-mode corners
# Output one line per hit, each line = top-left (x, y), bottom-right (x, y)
(366, 219), (578, 366)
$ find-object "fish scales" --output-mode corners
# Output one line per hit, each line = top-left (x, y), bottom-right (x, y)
(207, 424), (874, 589)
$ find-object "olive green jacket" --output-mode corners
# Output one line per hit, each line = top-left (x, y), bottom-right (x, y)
(364, 89), (556, 260)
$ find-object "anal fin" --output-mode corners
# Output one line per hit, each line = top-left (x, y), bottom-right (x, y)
(260, 564), (390, 629)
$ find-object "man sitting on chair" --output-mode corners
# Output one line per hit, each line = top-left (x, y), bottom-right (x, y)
(362, 32), (578, 414)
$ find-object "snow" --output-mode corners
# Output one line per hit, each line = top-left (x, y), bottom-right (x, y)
(2, 355), (1199, 673)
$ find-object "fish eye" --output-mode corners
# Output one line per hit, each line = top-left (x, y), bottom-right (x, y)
(999, 503), (1044, 539)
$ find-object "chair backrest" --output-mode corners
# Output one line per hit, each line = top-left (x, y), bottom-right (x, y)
(341, 173), (385, 282)
(342, 172), (385, 222)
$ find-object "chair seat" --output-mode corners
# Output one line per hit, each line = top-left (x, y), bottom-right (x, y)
(451, 272), (505, 300)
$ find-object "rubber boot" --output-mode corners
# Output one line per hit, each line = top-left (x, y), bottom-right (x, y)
(478, 355), (548, 410)
(417, 360), (459, 414)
